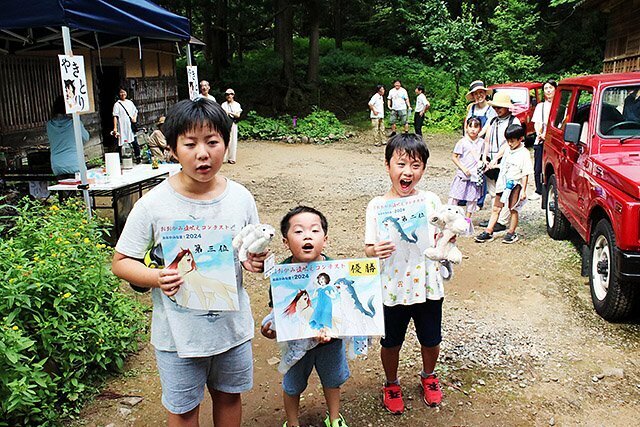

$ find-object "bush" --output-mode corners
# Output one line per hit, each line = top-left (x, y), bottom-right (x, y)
(239, 108), (345, 141)
(0, 199), (146, 426)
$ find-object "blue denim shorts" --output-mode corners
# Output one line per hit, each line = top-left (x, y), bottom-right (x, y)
(282, 339), (350, 396)
(154, 340), (253, 414)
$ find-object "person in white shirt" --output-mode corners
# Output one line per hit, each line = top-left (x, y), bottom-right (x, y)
(198, 80), (216, 102)
(112, 87), (141, 162)
(414, 85), (430, 137)
(221, 88), (242, 164)
(387, 80), (411, 135)
(368, 85), (386, 146)
(531, 79), (557, 200)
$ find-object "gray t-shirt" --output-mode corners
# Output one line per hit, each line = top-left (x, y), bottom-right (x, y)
(115, 178), (259, 357)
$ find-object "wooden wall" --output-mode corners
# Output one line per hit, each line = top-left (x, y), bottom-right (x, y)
(602, 0), (640, 73)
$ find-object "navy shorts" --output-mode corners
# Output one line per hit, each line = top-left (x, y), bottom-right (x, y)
(380, 299), (443, 348)
(282, 339), (350, 396)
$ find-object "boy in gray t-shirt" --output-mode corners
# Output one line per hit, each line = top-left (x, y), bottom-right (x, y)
(112, 99), (267, 426)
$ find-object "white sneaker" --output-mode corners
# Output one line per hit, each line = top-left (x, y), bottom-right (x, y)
(529, 193), (541, 201)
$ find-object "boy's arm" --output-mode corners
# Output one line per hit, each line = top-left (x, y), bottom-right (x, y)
(112, 251), (182, 296)
(489, 144), (508, 168)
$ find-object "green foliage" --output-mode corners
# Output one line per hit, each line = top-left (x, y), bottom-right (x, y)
(0, 199), (146, 426)
(238, 108), (345, 141)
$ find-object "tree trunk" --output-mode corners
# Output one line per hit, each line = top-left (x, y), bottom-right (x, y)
(333, 0), (342, 49)
(210, 0), (229, 81)
(306, 0), (321, 85)
(275, 0), (294, 86)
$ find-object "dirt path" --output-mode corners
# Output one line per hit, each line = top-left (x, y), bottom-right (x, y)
(74, 133), (640, 427)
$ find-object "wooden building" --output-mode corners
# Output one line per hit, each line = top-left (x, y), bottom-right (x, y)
(588, 0), (640, 73)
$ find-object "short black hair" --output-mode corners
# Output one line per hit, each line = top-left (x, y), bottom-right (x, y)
(505, 123), (525, 140)
(544, 79), (558, 89)
(51, 95), (66, 117)
(163, 98), (232, 151)
(384, 133), (430, 167)
(375, 84), (384, 92)
(280, 205), (328, 237)
(466, 116), (482, 127)
(393, 79), (401, 84)
(416, 84), (425, 92)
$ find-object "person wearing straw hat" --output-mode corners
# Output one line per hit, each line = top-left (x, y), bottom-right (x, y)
(147, 115), (168, 162)
(221, 88), (242, 164)
(464, 80), (497, 137)
(478, 91), (522, 231)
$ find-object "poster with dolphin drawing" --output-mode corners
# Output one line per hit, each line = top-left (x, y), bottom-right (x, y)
(270, 258), (385, 342)
(375, 194), (435, 304)
(158, 219), (239, 311)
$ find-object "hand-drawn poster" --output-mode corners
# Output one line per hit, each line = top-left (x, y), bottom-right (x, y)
(376, 195), (432, 304)
(58, 55), (89, 114)
(186, 66), (199, 100)
(271, 258), (384, 342)
(159, 220), (239, 311)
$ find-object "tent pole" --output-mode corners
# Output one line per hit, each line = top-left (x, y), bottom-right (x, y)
(186, 43), (192, 66)
(62, 26), (92, 219)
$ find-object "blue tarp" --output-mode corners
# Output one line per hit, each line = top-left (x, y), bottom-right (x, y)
(0, 0), (190, 41)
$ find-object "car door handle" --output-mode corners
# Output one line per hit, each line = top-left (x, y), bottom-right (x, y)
(561, 147), (567, 155)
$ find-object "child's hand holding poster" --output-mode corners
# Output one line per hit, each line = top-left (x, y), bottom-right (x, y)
(271, 258), (384, 342)
(159, 220), (239, 311)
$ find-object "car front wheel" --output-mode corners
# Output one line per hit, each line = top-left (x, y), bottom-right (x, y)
(545, 174), (570, 240)
(589, 219), (637, 321)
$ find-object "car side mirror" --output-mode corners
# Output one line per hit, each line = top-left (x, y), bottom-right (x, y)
(564, 122), (581, 144)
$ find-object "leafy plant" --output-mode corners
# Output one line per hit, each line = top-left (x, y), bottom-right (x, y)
(238, 108), (345, 141)
(0, 199), (146, 426)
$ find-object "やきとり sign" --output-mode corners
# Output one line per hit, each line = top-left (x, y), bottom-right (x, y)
(271, 258), (385, 342)
(58, 54), (89, 114)
(159, 220), (239, 311)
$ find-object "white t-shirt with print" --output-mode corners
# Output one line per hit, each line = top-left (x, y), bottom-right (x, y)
(369, 93), (385, 118)
(387, 87), (409, 111)
(496, 145), (534, 192)
(364, 190), (444, 305)
(487, 115), (522, 161)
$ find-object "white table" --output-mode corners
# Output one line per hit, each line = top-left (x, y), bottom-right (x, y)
(49, 163), (181, 239)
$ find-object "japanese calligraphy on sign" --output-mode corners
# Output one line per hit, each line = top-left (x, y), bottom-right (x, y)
(159, 219), (239, 311)
(58, 55), (89, 114)
(270, 258), (384, 342)
(186, 66), (199, 100)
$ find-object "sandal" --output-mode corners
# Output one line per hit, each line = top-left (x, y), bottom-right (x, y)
(228, 160), (236, 164)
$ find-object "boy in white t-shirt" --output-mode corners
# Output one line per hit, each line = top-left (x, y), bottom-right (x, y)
(368, 85), (386, 146)
(364, 133), (445, 414)
(475, 124), (533, 244)
(112, 99), (267, 427)
(387, 80), (411, 135)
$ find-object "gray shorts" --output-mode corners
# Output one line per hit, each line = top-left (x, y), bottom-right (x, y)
(154, 340), (253, 414)
(389, 109), (408, 125)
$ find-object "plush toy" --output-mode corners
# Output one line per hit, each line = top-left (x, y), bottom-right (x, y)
(423, 205), (469, 265)
(232, 224), (276, 262)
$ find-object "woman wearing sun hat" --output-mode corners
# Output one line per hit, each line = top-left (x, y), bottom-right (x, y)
(221, 88), (242, 164)
(465, 80), (497, 136)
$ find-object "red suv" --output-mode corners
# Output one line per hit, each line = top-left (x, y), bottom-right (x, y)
(543, 73), (640, 321)
(489, 82), (543, 145)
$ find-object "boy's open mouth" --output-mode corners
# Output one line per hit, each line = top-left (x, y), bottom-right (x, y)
(196, 165), (211, 171)
(400, 179), (412, 189)
(302, 243), (314, 250)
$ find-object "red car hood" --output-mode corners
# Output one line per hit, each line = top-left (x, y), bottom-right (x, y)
(592, 152), (640, 199)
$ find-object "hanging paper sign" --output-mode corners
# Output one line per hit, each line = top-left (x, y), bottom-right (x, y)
(187, 66), (199, 100)
(58, 55), (89, 114)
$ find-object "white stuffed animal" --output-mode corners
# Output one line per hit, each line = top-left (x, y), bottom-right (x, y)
(232, 224), (276, 262)
(423, 205), (469, 265)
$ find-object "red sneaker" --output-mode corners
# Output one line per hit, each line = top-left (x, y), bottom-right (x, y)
(421, 374), (443, 407)
(382, 383), (404, 414)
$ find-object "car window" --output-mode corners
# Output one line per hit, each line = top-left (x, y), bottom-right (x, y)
(553, 90), (573, 130)
(572, 90), (593, 143)
(492, 88), (528, 105)
(599, 85), (640, 136)
(529, 89), (539, 107)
